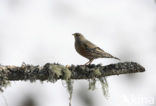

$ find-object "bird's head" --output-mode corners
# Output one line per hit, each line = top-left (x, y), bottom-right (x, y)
(72, 33), (85, 40)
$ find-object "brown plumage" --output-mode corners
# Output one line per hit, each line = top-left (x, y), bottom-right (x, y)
(72, 33), (120, 65)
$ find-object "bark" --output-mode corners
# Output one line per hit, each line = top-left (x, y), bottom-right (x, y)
(0, 62), (145, 81)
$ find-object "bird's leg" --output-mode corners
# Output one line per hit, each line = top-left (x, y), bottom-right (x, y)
(88, 59), (94, 65)
(84, 61), (90, 65)
(84, 59), (94, 65)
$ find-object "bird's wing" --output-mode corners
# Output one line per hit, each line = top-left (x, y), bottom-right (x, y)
(94, 47), (104, 52)
(83, 40), (115, 57)
(83, 40), (105, 53)
(82, 40), (120, 59)
(83, 40), (98, 49)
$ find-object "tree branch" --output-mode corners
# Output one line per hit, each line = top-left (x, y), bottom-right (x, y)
(0, 62), (145, 101)
(0, 62), (145, 91)
(0, 62), (145, 81)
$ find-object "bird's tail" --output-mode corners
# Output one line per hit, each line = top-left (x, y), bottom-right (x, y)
(102, 52), (120, 60)
(113, 56), (120, 60)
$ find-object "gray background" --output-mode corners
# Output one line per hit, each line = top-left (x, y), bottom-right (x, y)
(0, 0), (155, 106)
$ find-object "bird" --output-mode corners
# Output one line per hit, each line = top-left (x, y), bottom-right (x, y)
(72, 32), (120, 65)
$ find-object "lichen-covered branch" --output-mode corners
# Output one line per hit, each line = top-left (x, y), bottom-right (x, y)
(0, 62), (145, 81)
(0, 62), (145, 91)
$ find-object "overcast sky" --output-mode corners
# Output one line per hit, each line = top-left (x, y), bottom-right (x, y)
(0, 0), (156, 106)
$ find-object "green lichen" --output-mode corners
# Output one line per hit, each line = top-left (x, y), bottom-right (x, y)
(98, 77), (109, 98)
(88, 78), (96, 91)
(0, 80), (10, 92)
(50, 65), (62, 77)
(62, 67), (71, 80)
(93, 68), (102, 76)
(47, 64), (73, 106)
(0, 67), (10, 92)
(66, 80), (74, 106)
(47, 64), (72, 82)
(28, 65), (40, 83)
(88, 68), (102, 91)
(48, 64), (63, 82)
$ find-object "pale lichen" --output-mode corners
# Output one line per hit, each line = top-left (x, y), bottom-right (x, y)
(46, 64), (72, 82)
(98, 77), (109, 98)
(49, 65), (62, 77)
(93, 68), (102, 76)
(66, 80), (74, 106)
(46, 64), (73, 106)
(0, 61), (145, 106)
(62, 68), (71, 80)
(0, 66), (10, 92)
(88, 78), (96, 90)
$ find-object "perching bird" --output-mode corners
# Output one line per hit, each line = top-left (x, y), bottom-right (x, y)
(73, 33), (120, 65)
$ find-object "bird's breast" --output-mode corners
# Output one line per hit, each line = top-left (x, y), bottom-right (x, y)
(75, 41), (93, 59)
